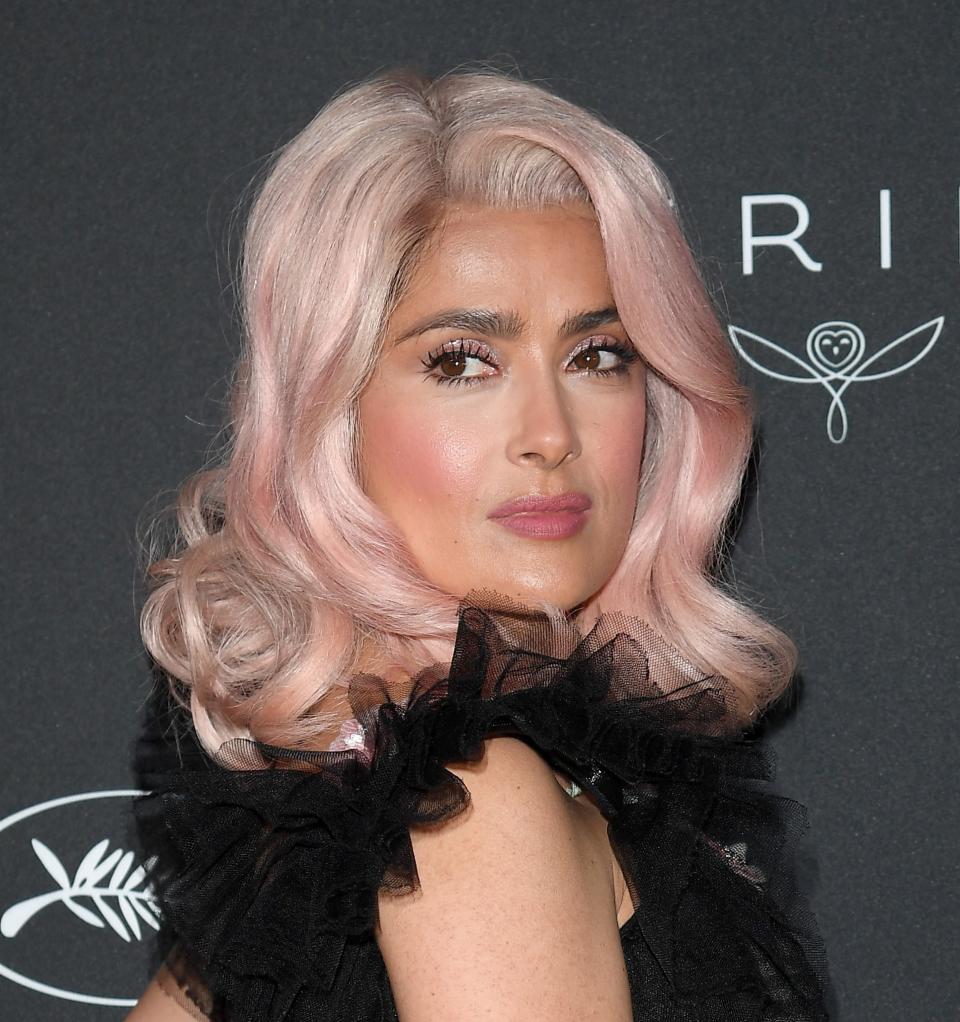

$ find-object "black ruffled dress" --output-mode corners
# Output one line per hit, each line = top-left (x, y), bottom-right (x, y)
(132, 597), (832, 1020)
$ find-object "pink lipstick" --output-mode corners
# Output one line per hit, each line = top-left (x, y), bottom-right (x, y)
(487, 492), (592, 540)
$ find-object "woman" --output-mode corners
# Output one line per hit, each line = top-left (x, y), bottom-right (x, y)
(128, 65), (831, 1020)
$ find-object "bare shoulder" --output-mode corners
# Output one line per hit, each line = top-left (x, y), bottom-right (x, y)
(375, 736), (632, 1021)
(124, 967), (207, 1021)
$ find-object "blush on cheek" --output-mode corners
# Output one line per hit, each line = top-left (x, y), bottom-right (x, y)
(363, 404), (485, 516)
(595, 398), (647, 514)
(602, 429), (646, 480)
(605, 392), (650, 457)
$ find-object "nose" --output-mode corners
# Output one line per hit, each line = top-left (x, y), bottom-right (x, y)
(504, 372), (581, 470)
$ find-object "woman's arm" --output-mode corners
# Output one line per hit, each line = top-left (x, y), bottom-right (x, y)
(376, 736), (633, 1021)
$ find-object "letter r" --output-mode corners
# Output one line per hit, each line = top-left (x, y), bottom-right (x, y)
(741, 194), (823, 276)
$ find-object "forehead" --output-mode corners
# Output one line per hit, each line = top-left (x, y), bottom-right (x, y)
(397, 202), (612, 312)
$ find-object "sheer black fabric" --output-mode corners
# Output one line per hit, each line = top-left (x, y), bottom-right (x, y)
(132, 595), (831, 1020)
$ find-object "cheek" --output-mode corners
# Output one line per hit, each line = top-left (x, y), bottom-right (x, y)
(591, 393), (647, 512)
(360, 389), (485, 516)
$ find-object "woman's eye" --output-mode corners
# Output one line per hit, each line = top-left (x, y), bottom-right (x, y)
(568, 339), (640, 376)
(435, 351), (488, 378)
(569, 347), (618, 372)
(420, 337), (639, 387)
(420, 340), (496, 386)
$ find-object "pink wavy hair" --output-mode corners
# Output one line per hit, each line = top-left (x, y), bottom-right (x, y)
(140, 64), (797, 754)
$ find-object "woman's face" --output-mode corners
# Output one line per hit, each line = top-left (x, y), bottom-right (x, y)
(358, 202), (647, 611)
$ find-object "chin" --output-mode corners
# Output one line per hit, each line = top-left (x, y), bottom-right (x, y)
(472, 573), (599, 615)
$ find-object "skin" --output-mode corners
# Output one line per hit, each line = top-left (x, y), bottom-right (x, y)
(358, 201), (647, 613)
(126, 200), (643, 1021)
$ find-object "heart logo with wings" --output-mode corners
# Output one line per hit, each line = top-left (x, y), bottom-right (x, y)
(728, 318), (943, 443)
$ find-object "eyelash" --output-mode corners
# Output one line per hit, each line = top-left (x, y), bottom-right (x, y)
(419, 337), (641, 388)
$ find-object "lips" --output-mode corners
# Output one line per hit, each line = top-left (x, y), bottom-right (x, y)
(487, 492), (592, 540)
(487, 492), (592, 518)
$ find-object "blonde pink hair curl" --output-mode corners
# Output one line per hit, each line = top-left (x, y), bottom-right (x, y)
(140, 65), (797, 755)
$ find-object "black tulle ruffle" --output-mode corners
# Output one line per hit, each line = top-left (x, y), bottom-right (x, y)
(132, 595), (831, 1021)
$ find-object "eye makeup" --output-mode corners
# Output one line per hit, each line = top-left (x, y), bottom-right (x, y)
(419, 335), (642, 387)
(567, 337), (641, 376)
(419, 338), (499, 386)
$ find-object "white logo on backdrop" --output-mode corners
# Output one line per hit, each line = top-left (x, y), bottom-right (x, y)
(727, 318), (943, 443)
(0, 790), (155, 1007)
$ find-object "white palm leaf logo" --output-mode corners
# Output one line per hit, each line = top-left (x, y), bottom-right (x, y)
(728, 318), (943, 442)
(1, 837), (160, 943)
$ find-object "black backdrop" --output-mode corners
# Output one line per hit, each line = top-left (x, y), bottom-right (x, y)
(3, 3), (957, 1019)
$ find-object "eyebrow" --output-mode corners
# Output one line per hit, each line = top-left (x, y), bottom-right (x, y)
(391, 306), (621, 346)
